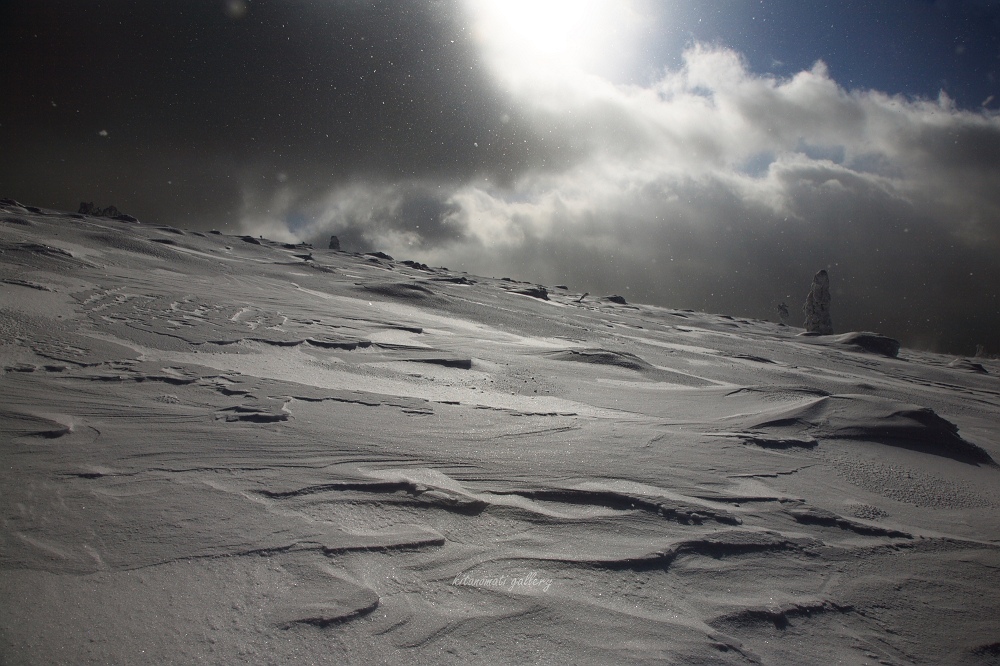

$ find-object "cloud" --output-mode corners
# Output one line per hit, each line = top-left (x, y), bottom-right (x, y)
(6, 1), (995, 352)
(259, 42), (999, 353)
(240, 180), (470, 255)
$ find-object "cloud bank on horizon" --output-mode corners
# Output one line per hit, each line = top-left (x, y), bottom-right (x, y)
(241, 2), (1000, 354)
(2, 0), (998, 353)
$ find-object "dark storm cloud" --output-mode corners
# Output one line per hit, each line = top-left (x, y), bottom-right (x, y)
(431, 165), (996, 354)
(0, 0), (560, 226)
(364, 45), (998, 355)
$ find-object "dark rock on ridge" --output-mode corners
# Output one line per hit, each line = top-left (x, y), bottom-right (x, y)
(78, 202), (139, 223)
(512, 285), (549, 300)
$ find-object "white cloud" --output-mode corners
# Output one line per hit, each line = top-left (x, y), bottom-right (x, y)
(243, 43), (1000, 352)
(435, 41), (1000, 252)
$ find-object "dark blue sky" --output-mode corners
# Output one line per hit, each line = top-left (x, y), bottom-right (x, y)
(633, 0), (999, 109)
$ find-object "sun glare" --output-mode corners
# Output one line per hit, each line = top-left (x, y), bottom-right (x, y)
(484, 0), (601, 60)
(467, 0), (642, 81)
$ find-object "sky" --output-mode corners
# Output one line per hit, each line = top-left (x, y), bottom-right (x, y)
(3, 0), (999, 355)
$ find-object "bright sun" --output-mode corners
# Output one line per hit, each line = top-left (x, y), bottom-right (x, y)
(467, 0), (639, 80)
(480, 0), (603, 60)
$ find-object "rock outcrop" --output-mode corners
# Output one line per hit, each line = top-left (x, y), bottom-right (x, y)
(78, 202), (138, 223)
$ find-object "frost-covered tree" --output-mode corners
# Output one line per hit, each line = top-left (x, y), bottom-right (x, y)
(777, 301), (790, 325)
(803, 270), (833, 334)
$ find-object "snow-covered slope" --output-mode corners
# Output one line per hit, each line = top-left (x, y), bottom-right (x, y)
(2, 201), (999, 664)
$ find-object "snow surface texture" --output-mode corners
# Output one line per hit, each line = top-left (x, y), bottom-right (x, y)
(2, 201), (1000, 665)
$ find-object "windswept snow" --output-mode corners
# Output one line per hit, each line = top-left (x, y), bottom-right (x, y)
(2, 201), (999, 664)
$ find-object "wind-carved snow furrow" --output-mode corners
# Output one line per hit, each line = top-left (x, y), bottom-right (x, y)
(209, 384), (254, 396)
(471, 405), (580, 417)
(216, 405), (289, 423)
(259, 480), (746, 526)
(0, 410), (74, 439)
(514, 531), (812, 572)
(738, 393), (996, 466)
(122, 534), (446, 573)
(259, 481), (427, 499)
(784, 506), (912, 539)
(709, 600), (854, 631)
(276, 599), (381, 630)
(489, 488), (743, 526)
(202, 334), (371, 349)
(320, 533), (447, 555)
(258, 480), (489, 515)
(62, 472), (112, 479)
(1, 278), (55, 292)
(489, 425), (583, 440)
(739, 434), (819, 449)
